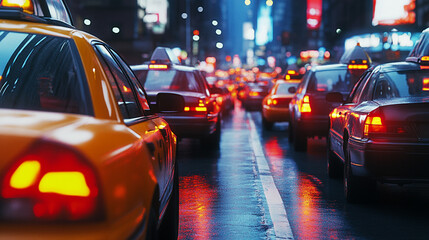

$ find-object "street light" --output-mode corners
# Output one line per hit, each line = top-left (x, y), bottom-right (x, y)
(212, 20), (218, 26)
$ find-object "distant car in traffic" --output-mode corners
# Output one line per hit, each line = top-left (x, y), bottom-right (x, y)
(132, 47), (222, 148)
(262, 80), (300, 130)
(0, 1), (179, 239)
(240, 73), (273, 111)
(289, 45), (372, 151)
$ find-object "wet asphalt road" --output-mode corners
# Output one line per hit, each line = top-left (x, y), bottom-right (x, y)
(177, 103), (429, 240)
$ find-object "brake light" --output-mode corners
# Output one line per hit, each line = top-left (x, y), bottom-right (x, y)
(423, 78), (429, 91)
(267, 98), (278, 106)
(1, 0), (34, 14)
(1, 141), (101, 221)
(249, 91), (259, 97)
(364, 111), (386, 138)
(184, 99), (207, 112)
(299, 95), (312, 113)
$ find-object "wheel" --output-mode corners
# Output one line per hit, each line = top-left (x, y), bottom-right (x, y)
(343, 143), (376, 203)
(327, 135), (342, 179)
(262, 117), (273, 130)
(158, 161), (179, 240)
(293, 123), (307, 152)
(145, 196), (159, 240)
(202, 118), (221, 149)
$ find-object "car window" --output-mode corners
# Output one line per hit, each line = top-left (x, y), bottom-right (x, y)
(296, 72), (309, 94)
(110, 50), (150, 112)
(95, 44), (143, 119)
(0, 30), (92, 115)
(307, 69), (357, 93)
(373, 70), (429, 100)
(349, 71), (372, 103)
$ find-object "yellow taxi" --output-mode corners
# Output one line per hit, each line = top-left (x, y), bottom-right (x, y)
(262, 80), (299, 130)
(0, 0), (179, 239)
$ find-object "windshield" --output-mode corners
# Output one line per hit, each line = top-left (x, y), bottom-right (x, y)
(135, 69), (205, 93)
(373, 70), (429, 100)
(307, 69), (359, 93)
(0, 30), (92, 115)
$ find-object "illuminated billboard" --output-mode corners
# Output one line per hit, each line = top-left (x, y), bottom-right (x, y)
(372, 0), (415, 26)
(307, 0), (322, 30)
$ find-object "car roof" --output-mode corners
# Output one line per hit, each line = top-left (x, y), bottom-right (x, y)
(310, 63), (347, 72)
(0, 19), (100, 42)
(131, 63), (197, 72)
(376, 61), (423, 72)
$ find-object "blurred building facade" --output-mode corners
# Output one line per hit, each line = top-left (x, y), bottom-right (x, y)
(65, 0), (429, 66)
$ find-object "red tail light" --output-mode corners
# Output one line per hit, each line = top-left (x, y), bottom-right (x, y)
(1, 141), (101, 221)
(249, 91), (259, 97)
(267, 98), (278, 106)
(364, 110), (386, 138)
(184, 99), (208, 112)
(299, 95), (312, 113)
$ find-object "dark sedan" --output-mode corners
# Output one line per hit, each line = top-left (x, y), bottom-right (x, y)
(327, 59), (429, 202)
(132, 48), (222, 148)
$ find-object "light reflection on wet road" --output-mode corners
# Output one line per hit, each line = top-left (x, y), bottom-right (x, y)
(177, 103), (429, 239)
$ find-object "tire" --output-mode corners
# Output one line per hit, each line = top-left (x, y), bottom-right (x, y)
(202, 118), (221, 150)
(262, 117), (273, 130)
(343, 142), (376, 203)
(327, 135), (342, 179)
(293, 123), (307, 152)
(158, 161), (179, 240)
(145, 197), (159, 240)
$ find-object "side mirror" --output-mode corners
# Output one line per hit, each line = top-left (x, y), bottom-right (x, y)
(288, 86), (297, 94)
(156, 93), (185, 112)
(326, 92), (344, 103)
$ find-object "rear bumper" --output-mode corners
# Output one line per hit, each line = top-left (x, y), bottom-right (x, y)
(263, 106), (290, 122)
(0, 207), (148, 240)
(349, 138), (429, 183)
(161, 114), (218, 138)
(242, 97), (263, 110)
(296, 116), (329, 137)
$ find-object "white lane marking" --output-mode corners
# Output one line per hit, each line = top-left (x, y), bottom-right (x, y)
(248, 113), (294, 240)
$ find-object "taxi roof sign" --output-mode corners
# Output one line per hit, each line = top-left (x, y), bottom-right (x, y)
(150, 47), (180, 65)
(0, 0), (73, 27)
(339, 44), (372, 66)
(406, 28), (429, 64)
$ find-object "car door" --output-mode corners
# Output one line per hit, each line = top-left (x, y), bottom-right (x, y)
(330, 70), (372, 158)
(94, 44), (171, 202)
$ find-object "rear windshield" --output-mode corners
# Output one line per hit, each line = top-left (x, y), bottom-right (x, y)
(134, 69), (205, 93)
(0, 30), (92, 115)
(373, 70), (429, 100)
(307, 69), (359, 93)
(275, 83), (298, 95)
